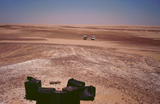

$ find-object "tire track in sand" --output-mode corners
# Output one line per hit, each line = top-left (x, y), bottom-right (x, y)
(80, 48), (89, 55)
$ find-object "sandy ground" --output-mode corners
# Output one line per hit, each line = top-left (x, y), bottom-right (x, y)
(0, 24), (160, 104)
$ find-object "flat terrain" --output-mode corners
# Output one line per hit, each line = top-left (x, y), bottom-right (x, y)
(0, 24), (160, 104)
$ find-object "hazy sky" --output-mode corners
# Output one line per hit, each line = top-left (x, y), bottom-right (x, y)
(0, 0), (160, 25)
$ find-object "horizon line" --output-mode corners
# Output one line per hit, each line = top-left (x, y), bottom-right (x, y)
(0, 23), (160, 27)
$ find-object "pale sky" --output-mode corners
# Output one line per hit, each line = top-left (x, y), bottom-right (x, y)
(0, 0), (160, 25)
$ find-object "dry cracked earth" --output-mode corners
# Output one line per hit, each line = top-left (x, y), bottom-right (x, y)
(0, 43), (160, 104)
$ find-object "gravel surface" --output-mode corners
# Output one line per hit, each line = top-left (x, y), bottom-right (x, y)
(0, 44), (160, 104)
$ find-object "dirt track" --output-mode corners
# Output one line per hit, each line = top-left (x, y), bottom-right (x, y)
(0, 24), (160, 104)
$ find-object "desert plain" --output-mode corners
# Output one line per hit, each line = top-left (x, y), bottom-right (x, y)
(0, 24), (160, 104)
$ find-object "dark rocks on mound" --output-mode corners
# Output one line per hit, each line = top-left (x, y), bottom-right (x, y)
(24, 76), (96, 104)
